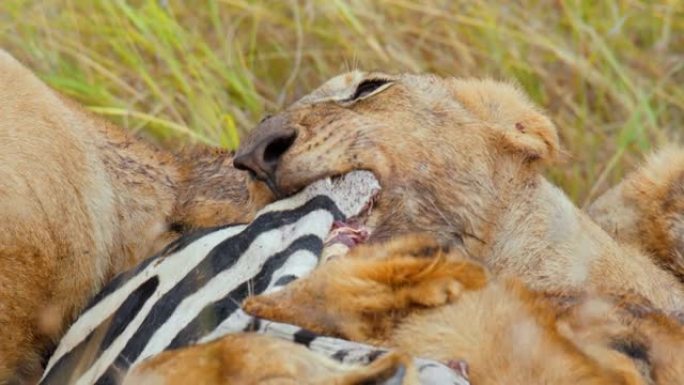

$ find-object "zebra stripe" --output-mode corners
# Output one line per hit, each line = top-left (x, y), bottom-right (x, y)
(45, 205), (336, 384)
(165, 236), (321, 350)
(40, 171), (468, 385)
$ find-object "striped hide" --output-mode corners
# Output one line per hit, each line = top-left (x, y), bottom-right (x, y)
(40, 171), (467, 385)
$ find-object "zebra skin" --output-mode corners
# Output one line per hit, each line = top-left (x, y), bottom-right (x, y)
(40, 171), (468, 385)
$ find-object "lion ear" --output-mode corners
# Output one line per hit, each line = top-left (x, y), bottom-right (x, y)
(451, 79), (560, 164)
(499, 113), (560, 163)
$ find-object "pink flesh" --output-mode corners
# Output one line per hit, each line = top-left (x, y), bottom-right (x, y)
(322, 184), (377, 257)
(325, 220), (370, 248)
(447, 360), (469, 380)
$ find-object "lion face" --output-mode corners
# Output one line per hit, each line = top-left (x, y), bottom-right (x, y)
(235, 71), (559, 243)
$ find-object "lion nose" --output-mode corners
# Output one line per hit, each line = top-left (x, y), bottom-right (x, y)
(233, 118), (297, 186)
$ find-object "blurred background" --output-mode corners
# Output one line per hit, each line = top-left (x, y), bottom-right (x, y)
(0, 0), (681, 204)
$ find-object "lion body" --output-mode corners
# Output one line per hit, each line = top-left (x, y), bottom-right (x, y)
(0, 51), (268, 383)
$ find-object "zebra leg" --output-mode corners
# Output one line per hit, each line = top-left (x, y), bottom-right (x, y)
(123, 333), (417, 385)
(243, 234), (488, 344)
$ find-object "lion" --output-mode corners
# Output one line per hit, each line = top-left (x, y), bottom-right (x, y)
(233, 71), (684, 311)
(230, 71), (684, 384)
(120, 72), (684, 384)
(0, 50), (271, 383)
(128, 235), (683, 385)
(244, 235), (684, 385)
(587, 146), (684, 282)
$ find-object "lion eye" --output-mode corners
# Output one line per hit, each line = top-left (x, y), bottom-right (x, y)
(350, 78), (391, 100)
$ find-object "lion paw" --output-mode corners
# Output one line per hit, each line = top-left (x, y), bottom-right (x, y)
(407, 277), (464, 307)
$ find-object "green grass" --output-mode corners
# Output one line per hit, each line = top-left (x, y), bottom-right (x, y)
(1, 0), (682, 204)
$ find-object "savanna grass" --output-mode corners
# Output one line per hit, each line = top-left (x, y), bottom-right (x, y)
(0, 0), (682, 203)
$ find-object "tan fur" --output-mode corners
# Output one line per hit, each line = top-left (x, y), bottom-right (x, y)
(236, 70), (684, 312)
(231, 71), (684, 384)
(588, 146), (684, 281)
(100, 71), (684, 385)
(123, 333), (416, 385)
(0, 50), (272, 383)
(245, 235), (488, 344)
(245, 235), (684, 385)
(557, 293), (684, 385)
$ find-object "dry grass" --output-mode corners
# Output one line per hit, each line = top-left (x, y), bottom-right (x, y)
(1, 0), (682, 203)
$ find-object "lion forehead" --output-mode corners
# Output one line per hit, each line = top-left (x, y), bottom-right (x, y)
(293, 70), (366, 106)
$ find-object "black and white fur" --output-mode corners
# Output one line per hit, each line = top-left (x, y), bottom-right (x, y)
(40, 172), (467, 385)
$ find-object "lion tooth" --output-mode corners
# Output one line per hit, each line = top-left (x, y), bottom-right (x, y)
(325, 177), (332, 186)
